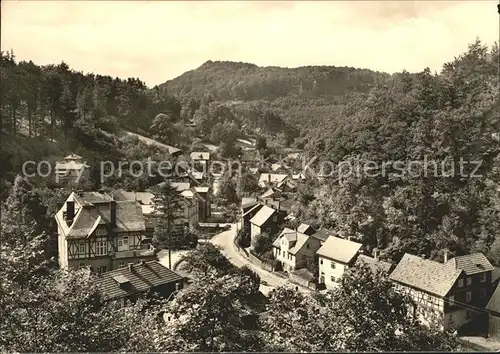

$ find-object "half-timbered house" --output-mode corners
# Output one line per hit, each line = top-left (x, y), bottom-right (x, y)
(55, 191), (157, 274)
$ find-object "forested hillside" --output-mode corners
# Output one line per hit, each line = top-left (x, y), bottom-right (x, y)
(292, 40), (500, 264)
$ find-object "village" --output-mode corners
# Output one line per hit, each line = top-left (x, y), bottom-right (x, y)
(51, 144), (500, 351)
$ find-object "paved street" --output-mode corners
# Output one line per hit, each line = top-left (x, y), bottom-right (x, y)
(210, 223), (310, 296)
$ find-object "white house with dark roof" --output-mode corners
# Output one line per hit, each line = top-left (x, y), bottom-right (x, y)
(317, 236), (362, 289)
(55, 191), (157, 274)
(390, 252), (495, 331)
(272, 228), (321, 272)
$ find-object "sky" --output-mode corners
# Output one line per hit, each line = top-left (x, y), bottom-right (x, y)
(1, 1), (498, 87)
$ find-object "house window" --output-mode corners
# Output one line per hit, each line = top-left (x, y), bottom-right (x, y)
(466, 291), (472, 302)
(466, 277), (472, 286)
(330, 276), (335, 282)
(449, 295), (455, 305)
(306, 244), (310, 249)
(123, 236), (129, 245)
(479, 288), (486, 298)
(272, 216), (277, 222)
(96, 228), (107, 236)
(79, 243), (85, 254)
(331, 261), (336, 269)
(117, 262), (126, 269)
(96, 266), (107, 274)
(479, 273), (487, 283)
(458, 279), (464, 287)
(96, 241), (108, 256)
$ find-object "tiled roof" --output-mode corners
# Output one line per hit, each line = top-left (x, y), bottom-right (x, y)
(486, 283), (500, 314)
(492, 267), (500, 284)
(446, 253), (494, 275)
(311, 229), (334, 242)
(96, 261), (184, 301)
(356, 254), (393, 274)
(75, 191), (113, 205)
(113, 190), (154, 205)
(389, 253), (462, 297)
(250, 205), (276, 227)
(316, 236), (362, 264)
(66, 200), (145, 239)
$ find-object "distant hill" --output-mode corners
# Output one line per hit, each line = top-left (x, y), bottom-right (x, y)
(159, 61), (391, 129)
(160, 60), (389, 101)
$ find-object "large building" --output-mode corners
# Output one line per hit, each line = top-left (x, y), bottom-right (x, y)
(55, 191), (157, 274)
(389, 252), (494, 331)
(316, 236), (362, 289)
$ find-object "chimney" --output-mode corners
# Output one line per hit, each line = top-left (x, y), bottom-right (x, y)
(128, 262), (134, 272)
(110, 200), (117, 228)
(373, 248), (379, 260)
(268, 174), (271, 183)
(443, 249), (449, 263)
(66, 201), (75, 226)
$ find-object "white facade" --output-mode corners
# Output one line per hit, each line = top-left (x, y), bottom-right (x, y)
(318, 256), (348, 290)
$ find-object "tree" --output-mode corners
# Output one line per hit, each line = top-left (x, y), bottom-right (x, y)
(251, 232), (274, 256)
(180, 243), (235, 276)
(165, 273), (263, 352)
(239, 172), (259, 195)
(151, 181), (184, 268)
(255, 136), (267, 150)
(219, 177), (240, 204)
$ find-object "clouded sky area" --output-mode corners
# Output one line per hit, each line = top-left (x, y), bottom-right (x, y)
(1, 1), (498, 87)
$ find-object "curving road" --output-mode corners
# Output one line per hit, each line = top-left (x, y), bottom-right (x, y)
(210, 223), (310, 296)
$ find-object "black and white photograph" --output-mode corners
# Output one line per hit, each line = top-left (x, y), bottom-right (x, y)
(1, 0), (499, 352)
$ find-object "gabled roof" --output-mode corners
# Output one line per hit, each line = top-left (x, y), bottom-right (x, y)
(55, 160), (89, 170)
(171, 182), (191, 192)
(194, 186), (209, 194)
(96, 261), (184, 301)
(446, 253), (494, 275)
(60, 193), (146, 239)
(389, 253), (463, 297)
(288, 232), (311, 255)
(258, 173), (288, 185)
(297, 223), (315, 235)
(486, 283), (500, 314)
(64, 153), (83, 160)
(190, 152), (210, 160)
(242, 204), (263, 218)
(311, 229), (333, 242)
(273, 228), (296, 248)
(356, 254), (393, 274)
(316, 236), (362, 264)
(260, 187), (280, 199)
(250, 205), (276, 227)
